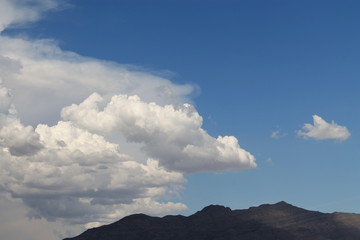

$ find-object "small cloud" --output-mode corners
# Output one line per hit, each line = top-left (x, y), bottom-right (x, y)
(265, 158), (273, 163)
(271, 130), (281, 139)
(297, 115), (350, 141)
(271, 129), (287, 139)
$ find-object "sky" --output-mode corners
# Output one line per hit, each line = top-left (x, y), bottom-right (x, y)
(0, 0), (359, 239)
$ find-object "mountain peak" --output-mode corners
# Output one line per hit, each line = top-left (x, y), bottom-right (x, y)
(275, 200), (290, 205)
(200, 204), (231, 212)
(192, 204), (232, 218)
(273, 201), (298, 208)
(259, 201), (292, 207)
(249, 201), (297, 211)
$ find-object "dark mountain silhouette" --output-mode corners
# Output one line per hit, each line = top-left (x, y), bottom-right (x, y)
(64, 201), (360, 240)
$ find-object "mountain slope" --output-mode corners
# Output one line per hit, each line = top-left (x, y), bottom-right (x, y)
(64, 201), (360, 240)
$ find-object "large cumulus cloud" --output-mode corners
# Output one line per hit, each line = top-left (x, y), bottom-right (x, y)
(62, 93), (256, 173)
(0, 80), (255, 226)
(0, 86), (187, 225)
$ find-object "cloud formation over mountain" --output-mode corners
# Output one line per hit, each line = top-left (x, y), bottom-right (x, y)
(0, 0), (256, 228)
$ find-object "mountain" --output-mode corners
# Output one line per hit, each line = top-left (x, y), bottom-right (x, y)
(64, 201), (360, 240)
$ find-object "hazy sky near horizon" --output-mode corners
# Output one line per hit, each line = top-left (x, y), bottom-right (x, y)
(0, 0), (360, 239)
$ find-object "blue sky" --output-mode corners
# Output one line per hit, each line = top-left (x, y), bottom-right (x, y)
(0, 0), (360, 239)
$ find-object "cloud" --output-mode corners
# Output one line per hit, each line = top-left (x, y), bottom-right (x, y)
(0, 0), (60, 32)
(0, 81), (43, 156)
(0, 92), (187, 224)
(0, 56), (190, 226)
(0, 36), (195, 126)
(297, 115), (351, 141)
(62, 93), (256, 173)
(0, 79), (14, 114)
(0, 117), (43, 156)
(271, 129), (287, 139)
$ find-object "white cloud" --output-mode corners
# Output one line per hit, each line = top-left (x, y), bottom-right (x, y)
(297, 115), (351, 141)
(0, 0), (60, 32)
(0, 36), (195, 126)
(61, 93), (256, 173)
(0, 117), (43, 156)
(0, 79), (15, 114)
(0, 114), (187, 225)
(271, 129), (287, 139)
(0, 63), (188, 227)
(0, 82), (43, 156)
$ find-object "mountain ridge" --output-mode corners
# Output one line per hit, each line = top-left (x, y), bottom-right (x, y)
(64, 201), (360, 240)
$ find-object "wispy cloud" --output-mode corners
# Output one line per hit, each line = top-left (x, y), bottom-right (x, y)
(271, 129), (287, 139)
(0, 0), (61, 32)
(0, 36), (195, 126)
(297, 115), (350, 141)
